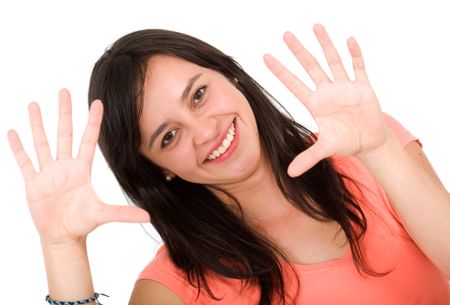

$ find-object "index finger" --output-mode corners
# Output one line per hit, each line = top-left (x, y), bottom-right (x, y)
(77, 100), (103, 169)
(263, 53), (313, 106)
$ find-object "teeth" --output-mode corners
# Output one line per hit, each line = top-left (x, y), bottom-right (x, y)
(207, 122), (235, 160)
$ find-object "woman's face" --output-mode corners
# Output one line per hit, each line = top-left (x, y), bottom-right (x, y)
(139, 55), (263, 188)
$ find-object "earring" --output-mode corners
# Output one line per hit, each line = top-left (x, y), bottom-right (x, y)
(165, 175), (173, 182)
(233, 77), (239, 84)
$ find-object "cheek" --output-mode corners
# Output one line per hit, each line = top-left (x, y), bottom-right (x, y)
(207, 91), (229, 112)
(230, 91), (255, 121)
(208, 85), (245, 111)
(159, 142), (198, 173)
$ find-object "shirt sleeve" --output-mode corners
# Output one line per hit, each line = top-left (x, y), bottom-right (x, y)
(383, 112), (422, 148)
(138, 246), (199, 304)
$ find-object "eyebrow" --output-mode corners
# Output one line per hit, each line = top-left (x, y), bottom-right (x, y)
(147, 73), (202, 148)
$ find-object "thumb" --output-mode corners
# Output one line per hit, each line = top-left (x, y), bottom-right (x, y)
(288, 141), (331, 177)
(96, 204), (150, 226)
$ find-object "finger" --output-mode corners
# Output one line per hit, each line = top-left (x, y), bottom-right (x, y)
(287, 141), (332, 177)
(7, 130), (36, 181)
(57, 89), (73, 160)
(96, 204), (150, 225)
(347, 37), (369, 82)
(313, 24), (350, 81)
(77, 100), (103, 168)
(28, 102), (53, 169)
(283, 31), (331, 87)
(264, 54), (313, 106)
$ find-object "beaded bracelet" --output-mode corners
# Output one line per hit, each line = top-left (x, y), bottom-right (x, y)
(45, 292), (109, 305)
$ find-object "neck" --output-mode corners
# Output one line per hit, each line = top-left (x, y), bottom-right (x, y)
(210, 155), (297, 228)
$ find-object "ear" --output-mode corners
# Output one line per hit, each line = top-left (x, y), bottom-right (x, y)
(162, 169), (174, 176)
(162, 169), (176, 181)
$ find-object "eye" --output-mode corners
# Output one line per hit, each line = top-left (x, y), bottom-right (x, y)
(192, 86), (206, 105)
(161, 129), (178, 148)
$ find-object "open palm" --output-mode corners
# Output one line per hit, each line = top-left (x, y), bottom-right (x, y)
(264, 24), (389, 177)
(8, 89), (149, 245)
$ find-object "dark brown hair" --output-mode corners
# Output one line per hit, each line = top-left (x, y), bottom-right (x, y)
(88, 29), (379, 305)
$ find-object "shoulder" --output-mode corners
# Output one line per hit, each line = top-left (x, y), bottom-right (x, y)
(129, 279), (186, 305)
(134, 245), (199, 305)
(382, 112), (443, 185)
(382, 112), (421, 147)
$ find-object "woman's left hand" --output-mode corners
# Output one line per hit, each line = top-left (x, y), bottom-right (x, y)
(264, 24), (390, 177)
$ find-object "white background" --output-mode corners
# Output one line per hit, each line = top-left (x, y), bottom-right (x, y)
(0, 0), (449, 304)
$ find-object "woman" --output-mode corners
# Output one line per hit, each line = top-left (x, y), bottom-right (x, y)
(7, 24), (450, 304)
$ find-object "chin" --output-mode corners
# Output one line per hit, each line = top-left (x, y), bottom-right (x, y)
(230, 150), (263, 179)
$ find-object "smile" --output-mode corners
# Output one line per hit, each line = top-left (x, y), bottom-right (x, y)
(206, 119), (237, 161)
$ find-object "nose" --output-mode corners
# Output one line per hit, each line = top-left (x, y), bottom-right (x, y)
(191, 116), (217, 146)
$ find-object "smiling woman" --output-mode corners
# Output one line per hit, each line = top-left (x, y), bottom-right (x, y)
(138, 55), (260, 185)
(8, 25), (450, 305)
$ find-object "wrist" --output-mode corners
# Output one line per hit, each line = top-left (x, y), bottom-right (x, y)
(356, 129), (403, 167)
(41, 236), (94, 302)
(41, 235), (87, 251)
(41, 237), (89, 268)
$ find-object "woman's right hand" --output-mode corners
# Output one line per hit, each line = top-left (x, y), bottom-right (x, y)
(8, 89), (149, 247)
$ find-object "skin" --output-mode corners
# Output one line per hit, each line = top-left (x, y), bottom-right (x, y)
(139, 55), (263, 188)
(7, 24), (449, 305)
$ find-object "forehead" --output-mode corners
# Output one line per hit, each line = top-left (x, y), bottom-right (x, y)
(140, 55), (207, 138)
(143, 55), (203, 105)
(145, 55), (203, 88)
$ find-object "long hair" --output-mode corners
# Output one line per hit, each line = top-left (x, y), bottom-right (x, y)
(88, 29), (380, 305)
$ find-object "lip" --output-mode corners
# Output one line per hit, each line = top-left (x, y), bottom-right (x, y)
(204, 118), (239, 163)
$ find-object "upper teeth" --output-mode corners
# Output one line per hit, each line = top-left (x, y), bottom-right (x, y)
(207, 122), (235, 160)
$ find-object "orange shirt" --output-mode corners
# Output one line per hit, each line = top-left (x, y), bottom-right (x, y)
(138, 114), (449, 304)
